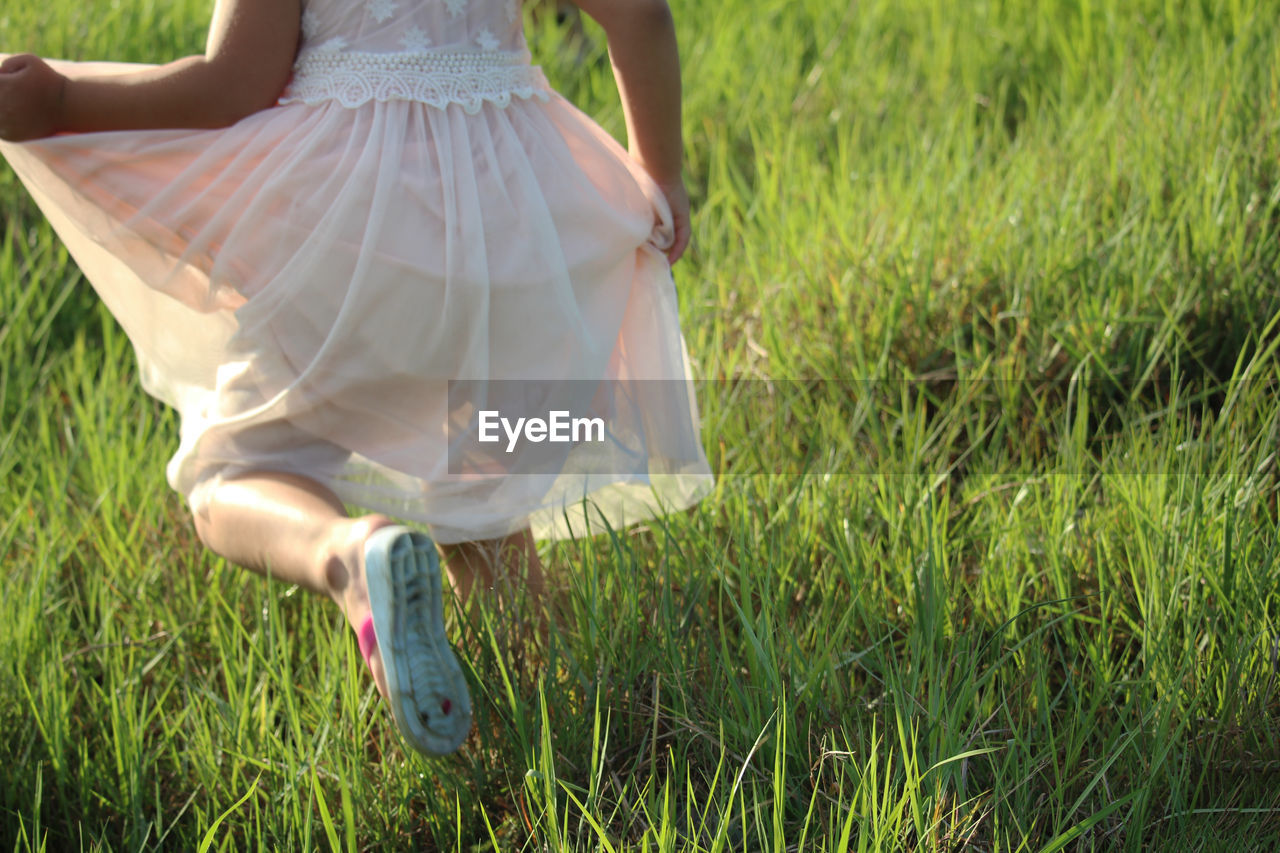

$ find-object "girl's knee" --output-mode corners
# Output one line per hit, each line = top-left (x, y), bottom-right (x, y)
(192, 510), (215, 551)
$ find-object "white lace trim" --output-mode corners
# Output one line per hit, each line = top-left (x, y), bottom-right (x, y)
(278, 49), (551, 112)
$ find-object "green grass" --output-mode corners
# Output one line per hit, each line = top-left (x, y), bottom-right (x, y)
(4, 0), (1280, 849)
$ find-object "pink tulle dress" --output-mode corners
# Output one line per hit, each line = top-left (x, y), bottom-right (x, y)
(0, 0), (712, 543)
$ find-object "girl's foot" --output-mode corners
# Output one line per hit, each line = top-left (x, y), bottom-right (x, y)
(325, 517), (473, 755)
(322, 514), (394, 700)
(363, 526), (472, 755)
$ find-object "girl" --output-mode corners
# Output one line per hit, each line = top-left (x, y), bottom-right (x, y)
(0, 0), (712, 756)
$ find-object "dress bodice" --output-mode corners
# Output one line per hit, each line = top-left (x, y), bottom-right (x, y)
(299, 0), (527, 55)
(278, 0), (550, 111)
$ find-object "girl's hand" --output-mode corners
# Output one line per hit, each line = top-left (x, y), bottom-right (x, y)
(657, 177), (691, 265)
(0, 54), (65, 142)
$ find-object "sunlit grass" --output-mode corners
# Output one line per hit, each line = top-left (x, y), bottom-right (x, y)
(3, 0), (1280, 849)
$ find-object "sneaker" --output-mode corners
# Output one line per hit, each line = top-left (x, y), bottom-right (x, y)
(360, 525), (472, 755)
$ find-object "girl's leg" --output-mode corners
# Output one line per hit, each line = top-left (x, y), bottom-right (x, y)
(191, 470), (395, 697)
(439, 528), (545, 607)
(440, 529), (549, 652)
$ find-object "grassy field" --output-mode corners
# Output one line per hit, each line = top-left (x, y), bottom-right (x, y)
(3, 0), (1280, 849)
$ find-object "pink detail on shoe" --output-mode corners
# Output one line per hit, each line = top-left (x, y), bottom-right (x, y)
(357, 615), (378, 666)
(441, 699), (452, 715)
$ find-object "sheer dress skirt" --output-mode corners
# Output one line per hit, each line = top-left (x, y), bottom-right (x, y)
(0, 47), (712, 543)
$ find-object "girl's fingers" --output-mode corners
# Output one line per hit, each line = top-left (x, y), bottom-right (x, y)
(655, 178), (691, 266)
(667, 218), (690, 265)
(0, 54), (34, 74)
(0, 56), (65, 141)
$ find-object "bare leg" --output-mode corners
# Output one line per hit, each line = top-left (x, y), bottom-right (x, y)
(440, 528), (550, 656)
(192, 470), (395, 698)
(439, 528), (545, 607)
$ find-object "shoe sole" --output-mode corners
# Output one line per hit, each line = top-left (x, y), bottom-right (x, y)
(364, 525), (472, 756)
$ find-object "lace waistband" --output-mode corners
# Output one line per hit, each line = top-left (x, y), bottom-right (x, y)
(278, 49), (552, 112)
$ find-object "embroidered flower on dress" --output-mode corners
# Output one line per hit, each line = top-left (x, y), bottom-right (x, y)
(400, 26), (432, 51)
(301, 10), (321, 40)
(316, 36), (349, 52)
(443, 0), (467, 18)
(366, 0), (398, 23)
(476, 28), (500, 51)
(505, 0), (519, 23)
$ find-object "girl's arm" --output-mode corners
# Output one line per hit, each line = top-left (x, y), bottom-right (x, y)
(0, 0), (299, 140)
(569, 0), (690, 264)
